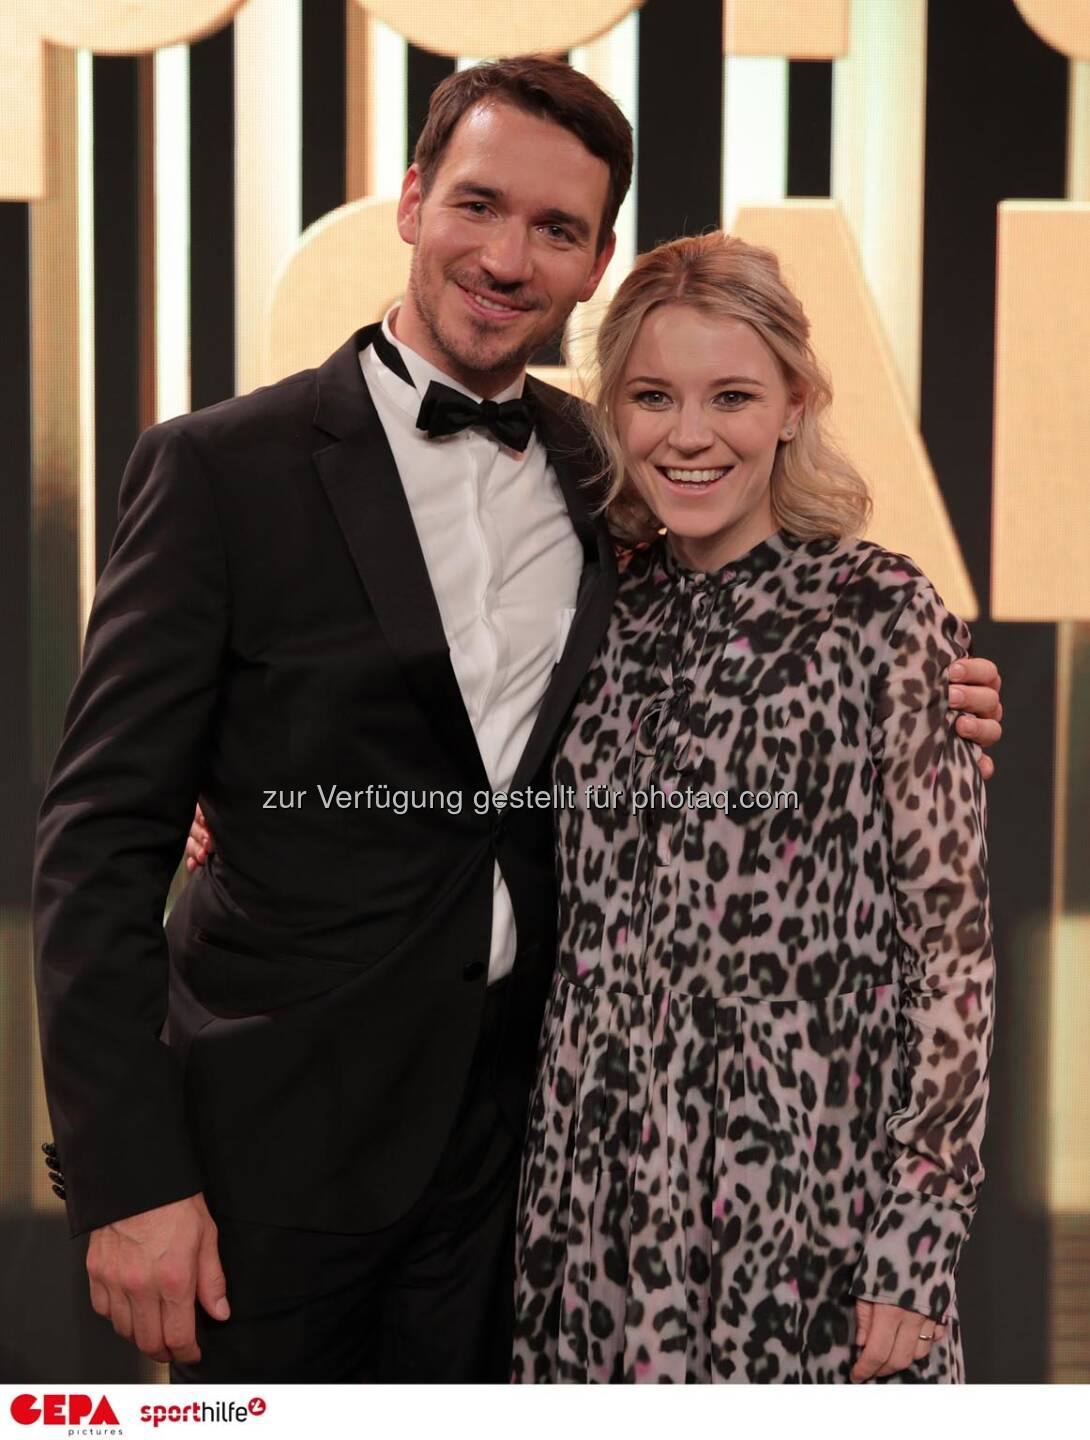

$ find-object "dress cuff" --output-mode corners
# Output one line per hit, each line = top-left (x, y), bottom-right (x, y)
(849, 1187), (974, 1324)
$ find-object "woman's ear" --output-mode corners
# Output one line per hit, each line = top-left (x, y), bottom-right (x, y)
(781, 388), (806, 442)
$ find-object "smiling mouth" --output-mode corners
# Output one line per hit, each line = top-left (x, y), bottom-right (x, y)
(658, 465), (733, 489)
(457, 284), (532, 319)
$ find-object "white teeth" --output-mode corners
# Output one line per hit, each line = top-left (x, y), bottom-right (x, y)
(471, 291), (519, 313)
(663, 467), (729, 483)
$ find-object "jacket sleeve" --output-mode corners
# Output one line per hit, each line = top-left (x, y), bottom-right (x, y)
(33, 421), (229, 1236)
(849, 581), (995, 1323)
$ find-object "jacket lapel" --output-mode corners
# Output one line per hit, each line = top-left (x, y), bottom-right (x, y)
(311, 326), (490, 791)
(511, 379), (618, 792)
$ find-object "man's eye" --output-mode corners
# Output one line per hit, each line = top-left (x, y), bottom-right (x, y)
(463, 202), (490, 215)
(542, 225), (574, 243)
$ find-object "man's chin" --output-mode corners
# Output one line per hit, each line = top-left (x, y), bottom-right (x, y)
(441, 321), (541, 379)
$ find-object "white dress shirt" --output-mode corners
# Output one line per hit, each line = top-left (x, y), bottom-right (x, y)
(359, 310), (584, 982)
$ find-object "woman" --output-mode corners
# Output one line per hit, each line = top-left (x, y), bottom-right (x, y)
(509, 233), (993, 1384)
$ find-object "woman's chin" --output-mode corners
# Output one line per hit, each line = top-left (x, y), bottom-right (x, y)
(659, 511), (733, 544)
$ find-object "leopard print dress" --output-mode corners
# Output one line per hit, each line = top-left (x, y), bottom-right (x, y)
(510, 528), (994, 1384)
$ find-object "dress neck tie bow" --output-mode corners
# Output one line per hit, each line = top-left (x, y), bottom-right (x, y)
(369, 327), (535, 451)
(416, 382), (535, 452)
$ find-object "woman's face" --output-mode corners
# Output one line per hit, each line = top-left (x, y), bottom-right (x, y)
(616, 303), (803, 570)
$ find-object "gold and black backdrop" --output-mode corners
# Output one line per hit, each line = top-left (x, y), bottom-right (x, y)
(0, 0), (1087, 1384)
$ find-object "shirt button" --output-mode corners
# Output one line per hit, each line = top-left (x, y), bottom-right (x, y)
(462, 959), (486, 982)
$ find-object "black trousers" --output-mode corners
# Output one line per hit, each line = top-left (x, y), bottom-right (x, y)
(171, 980), (522, 1383)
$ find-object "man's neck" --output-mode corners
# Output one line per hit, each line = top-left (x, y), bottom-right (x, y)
(390, 301), (525, 400)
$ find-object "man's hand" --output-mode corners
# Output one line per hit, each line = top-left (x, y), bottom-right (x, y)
(177, 665), (1002, 853)
(947, 657), (1003, 779)
(184, 804), (215, 872)
(851, 1299), (947, 1382)
(86, 1192), (229, 1364)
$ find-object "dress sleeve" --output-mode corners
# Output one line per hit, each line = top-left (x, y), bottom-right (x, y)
(849, 582), (995, 1323)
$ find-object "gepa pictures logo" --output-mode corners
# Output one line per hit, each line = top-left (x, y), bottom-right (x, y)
(9, 1393), (121, 1429)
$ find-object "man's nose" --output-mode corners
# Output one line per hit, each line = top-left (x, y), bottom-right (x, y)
(479, 223), (533, 286)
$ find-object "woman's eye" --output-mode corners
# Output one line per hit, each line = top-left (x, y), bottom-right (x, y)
(634, 390), (670, 407)
(715, 390), (751, 407)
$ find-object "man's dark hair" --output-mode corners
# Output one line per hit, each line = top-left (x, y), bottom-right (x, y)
(413, 55), (633, 254)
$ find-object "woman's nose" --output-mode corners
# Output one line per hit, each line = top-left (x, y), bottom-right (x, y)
(668, 405), (714, 452)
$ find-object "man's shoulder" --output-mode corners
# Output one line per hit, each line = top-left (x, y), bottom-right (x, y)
(526, 373), (605, 507)
(527, 373), (594, 438)
(155, 367), (318, 456)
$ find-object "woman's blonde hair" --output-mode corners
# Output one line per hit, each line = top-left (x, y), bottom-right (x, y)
(587, 232), (871, 545)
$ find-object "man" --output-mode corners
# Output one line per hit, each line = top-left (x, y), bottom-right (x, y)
(33, 56), (1004, 1384)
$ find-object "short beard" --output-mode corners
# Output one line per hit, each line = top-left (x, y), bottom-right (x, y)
(408, 256), (549, 381)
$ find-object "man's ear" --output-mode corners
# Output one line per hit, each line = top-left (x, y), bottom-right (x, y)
(396, 165), (423, 246)
(578, 230), (617, 304)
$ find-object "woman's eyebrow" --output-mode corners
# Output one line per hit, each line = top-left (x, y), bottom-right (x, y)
(624, 374), (765, 386)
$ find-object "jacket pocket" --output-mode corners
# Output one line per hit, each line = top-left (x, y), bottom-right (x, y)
(183, 928), (369, 1017)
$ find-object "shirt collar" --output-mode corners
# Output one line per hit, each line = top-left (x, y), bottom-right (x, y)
(378, 304), (527, 408)
(658, 526), (806, 588)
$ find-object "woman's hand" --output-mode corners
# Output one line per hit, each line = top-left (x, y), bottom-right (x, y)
(850, 1299), (947, 1382)
(184, 804), (215, 873)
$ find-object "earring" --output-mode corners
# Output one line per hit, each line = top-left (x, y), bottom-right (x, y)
(783, 426), (795, 439)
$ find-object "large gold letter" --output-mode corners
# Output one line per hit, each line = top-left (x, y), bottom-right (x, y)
(265, 198), (406, 385)
(2, 1), (246, 199)
(734, 202), (976, 617)
(724, 0), (849, 58)
(993, 203), (1090, 620)
(1011, 0), (1090, 59)
(355, 0), (641, 60)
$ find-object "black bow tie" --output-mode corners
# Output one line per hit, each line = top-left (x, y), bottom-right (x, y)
(416, 382), (535, 451)
(370, 327), (535, 452)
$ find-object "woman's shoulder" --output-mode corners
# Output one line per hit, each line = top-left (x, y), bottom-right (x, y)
(820, 536), (944, 606)
(816, 535), (925, 585)
(614, 537), (666, 589)
(812, 545), (977, 697)
(804, 537), (963, 654)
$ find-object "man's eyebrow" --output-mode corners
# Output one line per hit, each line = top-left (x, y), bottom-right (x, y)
(537, 208), (592, 241)
(447, 182), (593, 241)
(449, 182), (503, 202)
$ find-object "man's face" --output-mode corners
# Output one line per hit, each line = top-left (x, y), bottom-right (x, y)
(395, 102), (616, 395)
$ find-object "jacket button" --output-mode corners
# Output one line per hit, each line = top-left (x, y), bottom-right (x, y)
(462, 960), (486, 982)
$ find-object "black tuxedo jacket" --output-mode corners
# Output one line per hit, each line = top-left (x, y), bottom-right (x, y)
(33, 325), (617, 1237)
